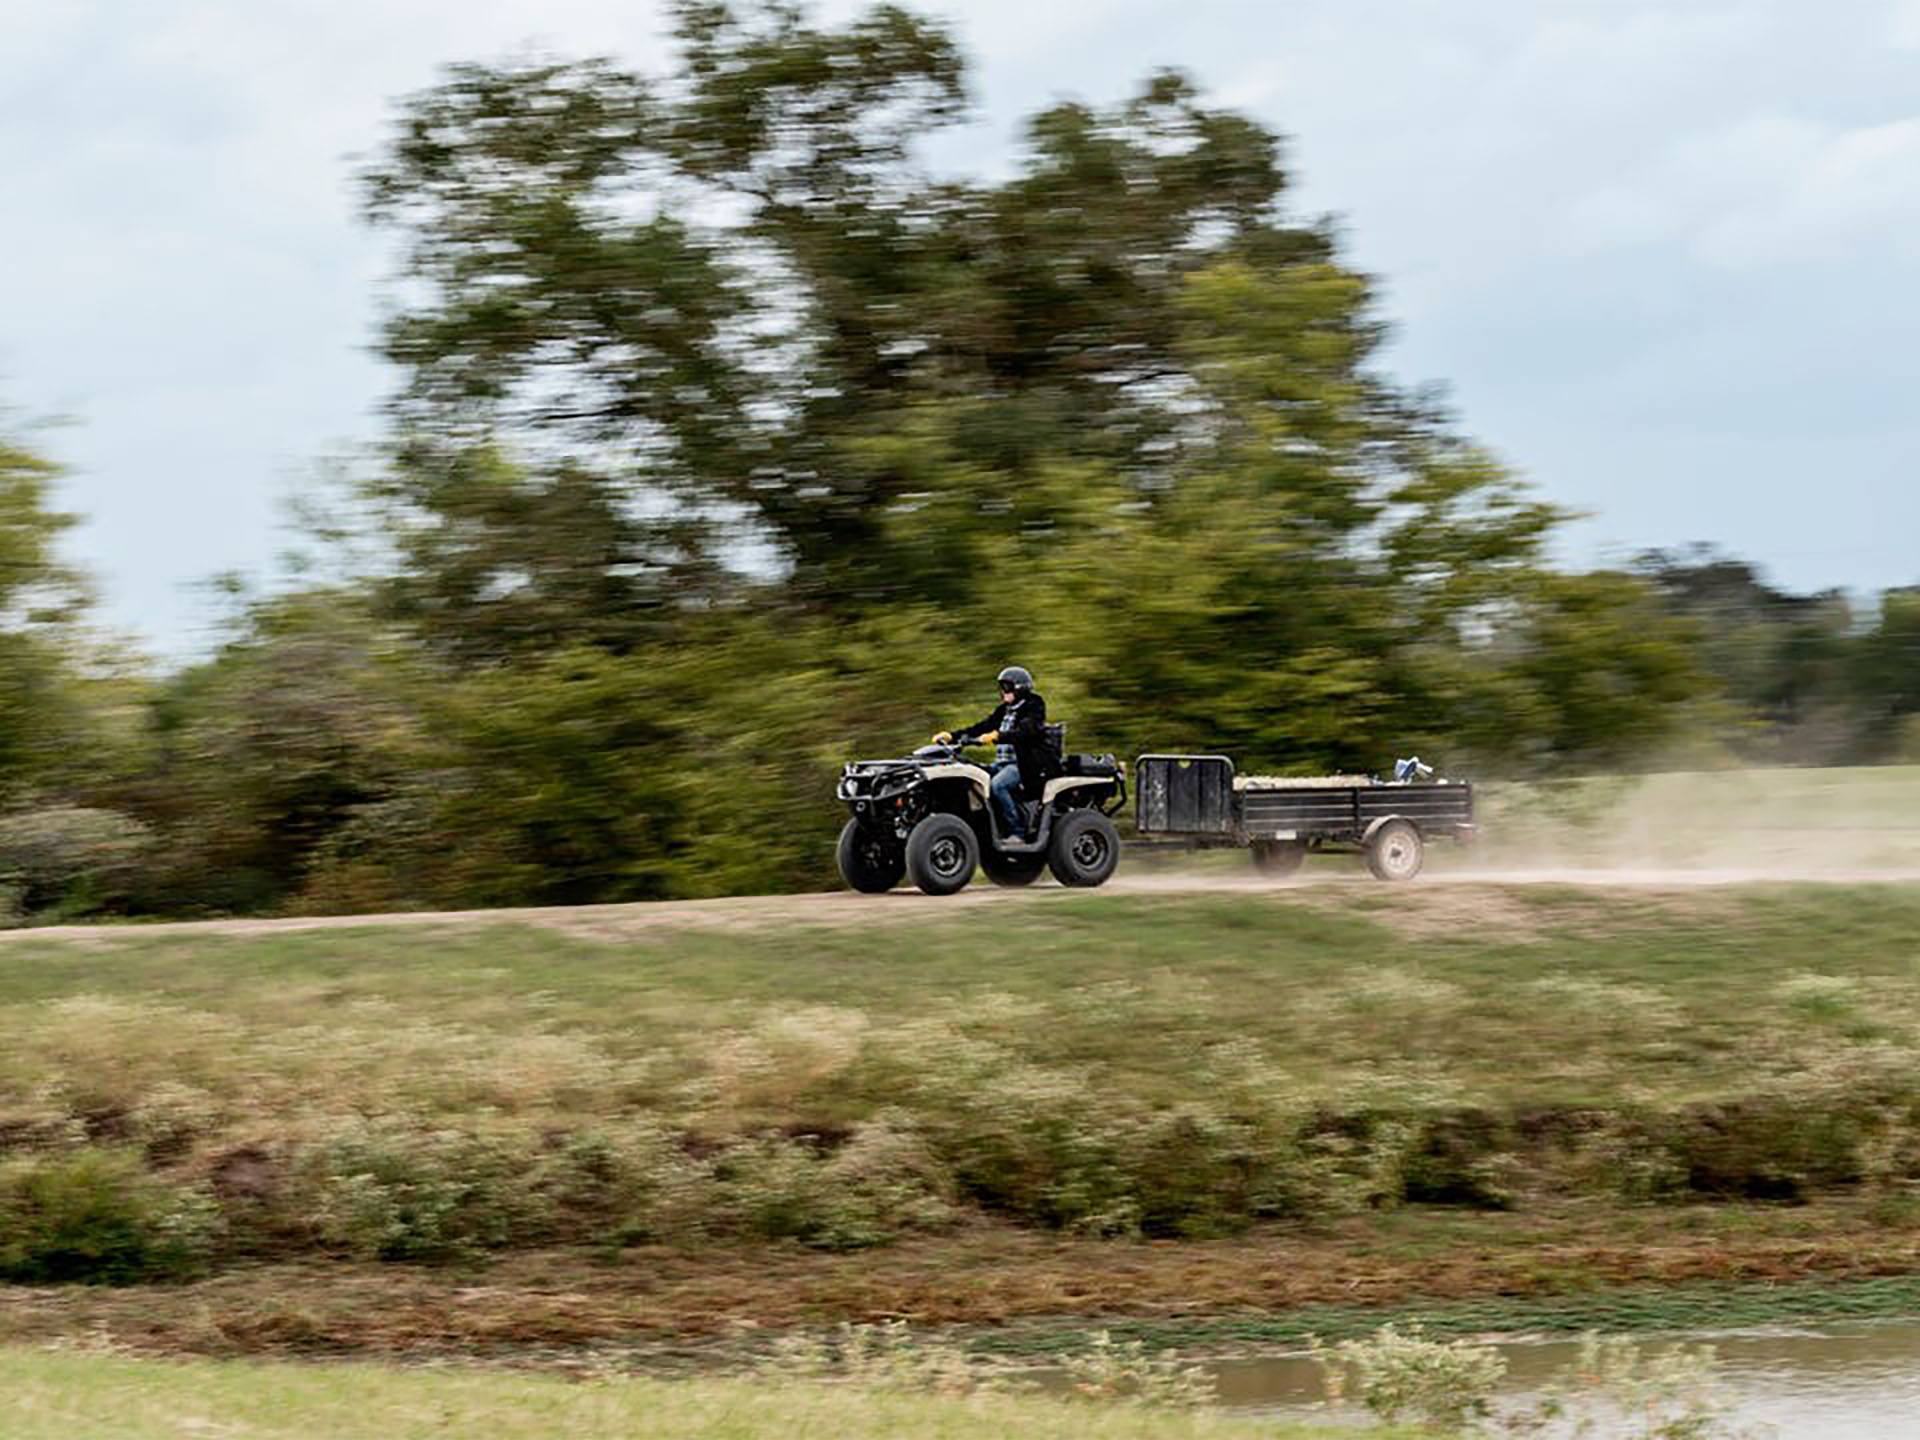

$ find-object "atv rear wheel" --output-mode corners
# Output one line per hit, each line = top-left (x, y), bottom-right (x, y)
(1365, 819), (1424, 882)
(906, 813), (979, 896)
(1048, 809), (1120, 888)
(837, 819), (904, 894)
(980, 847), (1046, 887)
(1251, 838), (1306, 878)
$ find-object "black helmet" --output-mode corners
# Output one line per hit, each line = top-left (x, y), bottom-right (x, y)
(997, 665), (1033, 694)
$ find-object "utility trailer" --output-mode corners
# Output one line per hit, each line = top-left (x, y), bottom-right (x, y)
(1133, 754), (1475, 881)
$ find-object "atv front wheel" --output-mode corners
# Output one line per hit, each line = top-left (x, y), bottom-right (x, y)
(1048, 810), (1120, 888)
(980, 847), (1046, 887)
(837, 819), (904, 894)
(906, 814), (979, 896)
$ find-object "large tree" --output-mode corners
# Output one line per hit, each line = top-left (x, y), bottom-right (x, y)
(0, 426), (94, 798)
(358, 4), (1347, 634)
(335, 0), (1712, 914)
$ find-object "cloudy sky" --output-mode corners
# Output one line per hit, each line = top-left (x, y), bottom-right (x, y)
(4, 0), (1917, 657)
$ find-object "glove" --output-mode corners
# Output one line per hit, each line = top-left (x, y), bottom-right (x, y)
(979, 730), (999, 745)
(932, 730), (953, 744)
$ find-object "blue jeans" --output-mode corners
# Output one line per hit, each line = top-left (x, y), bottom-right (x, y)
(990, 761), (1025, 839)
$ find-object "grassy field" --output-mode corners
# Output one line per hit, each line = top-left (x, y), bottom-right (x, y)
(4, 879), (1920, 1358)
(0, 1347), (1411, 1440)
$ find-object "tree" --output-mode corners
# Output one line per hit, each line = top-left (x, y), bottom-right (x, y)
(0, 425), (92, 800)
(358, 6), (1347, 636)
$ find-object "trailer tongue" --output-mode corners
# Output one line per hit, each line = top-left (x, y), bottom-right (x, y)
(1132, 754), (1475, 881)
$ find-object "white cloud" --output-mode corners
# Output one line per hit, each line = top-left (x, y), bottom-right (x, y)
(1693, 116), (1920, 266)
(1892, 0), (1920, 48)
(1554, 110), (1920, 268)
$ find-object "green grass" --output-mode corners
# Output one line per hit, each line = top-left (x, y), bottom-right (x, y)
(0, 1347), (1401, 1440)
(5, 884), (1919, 1112)
(3, 882), (1920, 1272)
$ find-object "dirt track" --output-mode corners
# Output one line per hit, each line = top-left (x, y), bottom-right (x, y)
(3, 861), (1915, 945)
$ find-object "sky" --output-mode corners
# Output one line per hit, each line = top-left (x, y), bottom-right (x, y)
(4, 0), (1917, 660)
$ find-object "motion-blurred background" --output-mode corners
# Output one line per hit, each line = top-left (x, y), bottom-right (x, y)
(0, 2), (1914, 919)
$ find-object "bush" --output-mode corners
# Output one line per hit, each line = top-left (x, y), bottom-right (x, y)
(0, 806), (154, 918)
(0, 1148), (220, 1283)
(528, 1126), (716, 1246)
(297, 1123), (541, 1262)
(1312, 1323), (1505, 1431)
(714, 1120), (958, 1252)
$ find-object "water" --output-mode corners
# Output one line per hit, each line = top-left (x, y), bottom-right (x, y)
(1210, 1320), (1920, 1437)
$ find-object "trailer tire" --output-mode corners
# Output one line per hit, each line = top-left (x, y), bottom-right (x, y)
(906, 814), (979, 896)
(1048, 810), (1120, 888)
(980, 847), (1046, 887)
(1251, 839), (1307, 878)
(1365, 819), (1424, 882)
(837, 819), (905, 894)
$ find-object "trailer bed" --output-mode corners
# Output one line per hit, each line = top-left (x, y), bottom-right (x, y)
(1134, 754), (1474, 880)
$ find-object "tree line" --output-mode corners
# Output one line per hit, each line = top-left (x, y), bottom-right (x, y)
(0, 2), (1912, 921)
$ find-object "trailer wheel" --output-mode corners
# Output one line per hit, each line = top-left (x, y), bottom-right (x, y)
(1366, 820), (1424, 882)
(1048, 810), (1120, 888)
(980, 848), (1046, 887)
(906, 814), (979, 896)
(837, 819), (904, 894)
(1251, 839), (1306, 878)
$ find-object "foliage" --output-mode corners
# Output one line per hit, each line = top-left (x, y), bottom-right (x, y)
(1635, 546), (1920, 765)
(1512, 1333), (1750, 1440)
(1313, 1325), (1754, 1438)
(0, 427), (101, 807)
(3, 6), (1916, 917)
(3, 886), (1920, 1281)
(1312, 1322), (1506, 1431)
(756, 1320), (1023, 1398)
(1058, 1331), (1218, 1410)
(0, 1148), (220, 1284)
(0, 806), (153, 918)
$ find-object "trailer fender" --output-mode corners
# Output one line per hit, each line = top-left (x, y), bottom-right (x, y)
(1362, 813), (1418, 843)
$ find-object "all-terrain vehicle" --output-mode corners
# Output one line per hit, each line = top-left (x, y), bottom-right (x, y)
(835, 728), (1126, 894)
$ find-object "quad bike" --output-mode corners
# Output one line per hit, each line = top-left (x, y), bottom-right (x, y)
(835, 729), (1126, 895)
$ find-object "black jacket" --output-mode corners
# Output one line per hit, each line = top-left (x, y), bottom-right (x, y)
(956, 691), (1059, 792)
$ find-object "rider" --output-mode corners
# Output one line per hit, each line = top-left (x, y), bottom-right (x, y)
(933, 666), (1056, 842)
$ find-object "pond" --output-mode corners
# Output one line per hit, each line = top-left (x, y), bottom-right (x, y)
(1211, 1320), (1920, 1437)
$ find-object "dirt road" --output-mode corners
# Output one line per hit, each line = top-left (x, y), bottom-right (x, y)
(2, 860), (1914, 945)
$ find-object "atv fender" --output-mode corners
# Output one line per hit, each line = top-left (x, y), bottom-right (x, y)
(1040, 775), (1114, 806)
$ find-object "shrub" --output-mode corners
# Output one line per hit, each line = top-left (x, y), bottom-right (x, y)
(296, 1123), (540, 1262)
(0, 807), (154, 917)
(1668, 1098), (1867, 1200)
(1312, 1322), (1505, 1431)
(756, 1320), (1017, 1398)
(1514, 1333), (1744, 1439)
(0, 1148), (220, 1283)
(714, 1119), (957, 1252)
(1058, 1331), (1217, 1409)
